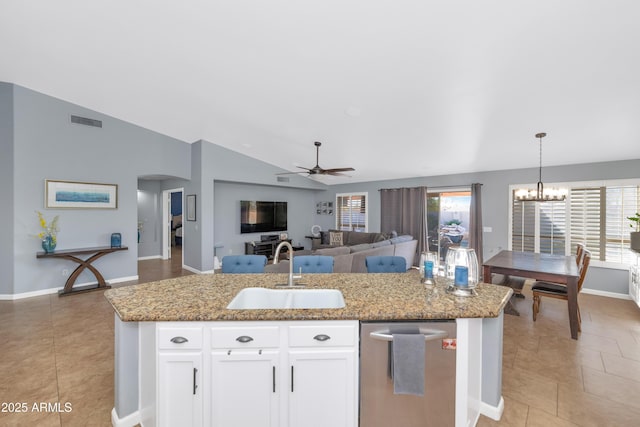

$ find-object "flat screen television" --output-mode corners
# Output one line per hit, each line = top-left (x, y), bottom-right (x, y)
(240, 200), (288, 234)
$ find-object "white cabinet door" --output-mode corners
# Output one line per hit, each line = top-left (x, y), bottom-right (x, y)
(288, 349), (357, 427)
(210, 350), (281, 427)
(158, 351), (203, 427)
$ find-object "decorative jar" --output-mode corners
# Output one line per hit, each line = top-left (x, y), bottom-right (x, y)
(42, 235), (57, 253)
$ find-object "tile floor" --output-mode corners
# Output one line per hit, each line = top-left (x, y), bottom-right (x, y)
(1, 255), (640, 426)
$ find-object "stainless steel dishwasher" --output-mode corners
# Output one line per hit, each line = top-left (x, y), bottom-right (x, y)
(360, 321), (456, 427)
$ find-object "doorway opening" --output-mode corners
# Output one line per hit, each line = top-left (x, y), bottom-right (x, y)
(162, 188), (184, 265)
(427, 190), (471, 262)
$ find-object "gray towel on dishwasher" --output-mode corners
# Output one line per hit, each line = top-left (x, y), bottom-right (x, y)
(392, 333), (425, 396)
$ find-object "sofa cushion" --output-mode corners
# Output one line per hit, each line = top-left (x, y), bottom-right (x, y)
(314, 246), (350, 256)
(329, 231), (344, 246)
(349, 243), (373, 253)
(390, 235), (413, 244)
(320, 231), (331, 245)
(371, 239), (392, 248)
(346, 231), (373, 245)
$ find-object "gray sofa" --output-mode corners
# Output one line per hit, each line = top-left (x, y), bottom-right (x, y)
(266, 235), (417, 273)
(311, 230), (389, 250)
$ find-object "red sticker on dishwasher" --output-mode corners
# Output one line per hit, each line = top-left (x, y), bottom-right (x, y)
(442, 338), (456, 350)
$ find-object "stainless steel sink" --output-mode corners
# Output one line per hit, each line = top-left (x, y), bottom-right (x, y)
(226, 287), (345, 310)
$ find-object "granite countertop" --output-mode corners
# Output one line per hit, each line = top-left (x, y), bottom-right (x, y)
(104, 271), (513, 322)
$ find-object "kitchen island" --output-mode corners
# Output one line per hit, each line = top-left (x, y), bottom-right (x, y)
(105, 271), (512, 427)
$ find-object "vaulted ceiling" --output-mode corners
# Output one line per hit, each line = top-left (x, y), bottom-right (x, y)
(2, 1), (640, 184)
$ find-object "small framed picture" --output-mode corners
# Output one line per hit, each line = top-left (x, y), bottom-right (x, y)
(186, 194), (196, 221)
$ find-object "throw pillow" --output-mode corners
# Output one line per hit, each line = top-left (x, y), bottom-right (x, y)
(329, 231), (344, 246)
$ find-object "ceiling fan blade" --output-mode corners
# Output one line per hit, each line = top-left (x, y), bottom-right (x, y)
(323, 167), (355, 173)
(324, 171), (352, 176)
(275, 171), (308, 175)
(274, 142), (355, 177)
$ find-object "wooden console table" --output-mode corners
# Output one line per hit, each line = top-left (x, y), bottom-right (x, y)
(37, 246), (128, 296)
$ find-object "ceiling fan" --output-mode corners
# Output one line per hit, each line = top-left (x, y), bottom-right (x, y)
(277, 141), (355, 176)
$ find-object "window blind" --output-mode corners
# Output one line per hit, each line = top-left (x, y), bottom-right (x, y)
(569, 187), (603, 260)
(336, 194), (367, 232)
(605, 186), (640, 264)
(512, 195), (535, 252)
(539, 201), (566, 254)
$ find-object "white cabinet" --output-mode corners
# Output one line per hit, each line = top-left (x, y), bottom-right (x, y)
(158, 352), (203, 427)
(287, 324), (358, 427)
(143, 320), (358, 427)
(288, 350), (356, 427)
(156, 324), (204, 427)
(210, 325), (282, 427)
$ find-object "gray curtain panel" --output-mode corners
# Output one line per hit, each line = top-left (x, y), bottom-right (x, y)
(380, 187), (428, 265)
(469, 183), (484, 276)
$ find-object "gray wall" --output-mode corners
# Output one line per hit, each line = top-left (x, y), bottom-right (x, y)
(187, 141), (329, 272)
(8, 83), (191, 295)
(0, 83), (14, 295)
(323, 160), (640, 295)
(3, 80), (638, 297)
(214, 181), (324, 257)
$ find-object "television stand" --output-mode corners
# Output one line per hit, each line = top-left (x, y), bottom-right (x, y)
(245, 239), (291, 259)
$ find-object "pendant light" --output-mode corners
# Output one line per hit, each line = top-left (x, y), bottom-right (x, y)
(515, 133), (567, 202)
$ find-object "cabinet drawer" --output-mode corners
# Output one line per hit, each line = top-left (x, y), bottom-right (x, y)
(211, 326), (280, 349)
(288, 324), (357, 347)
(158, 326), (203, 350)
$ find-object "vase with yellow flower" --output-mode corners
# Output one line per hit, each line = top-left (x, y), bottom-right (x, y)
(37, 211), (59, 253)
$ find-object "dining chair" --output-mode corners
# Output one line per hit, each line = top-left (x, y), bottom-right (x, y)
(575, 243), (585, 266)
(292, 255), (334, 273)
(365, 256), (407, 273)
(532, 249), (591, 329)
(221, 255), (268, 273)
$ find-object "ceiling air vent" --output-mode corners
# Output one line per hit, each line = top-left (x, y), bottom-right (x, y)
(277, 176), (290, 183)
(70, 115), (102, 128)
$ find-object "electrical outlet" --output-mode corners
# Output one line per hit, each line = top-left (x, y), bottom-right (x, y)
(62, 269), (69, 276)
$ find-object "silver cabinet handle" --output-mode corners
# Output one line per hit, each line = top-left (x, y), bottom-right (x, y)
(272, 366), (276, 393)
(313, 334), (331, 342)
(193, 368), (198, 395)
(170, 336), (189, 344)
(236, 335), (254, 343)
(369, 328), (448, 342)
(291, 366), (294, 392)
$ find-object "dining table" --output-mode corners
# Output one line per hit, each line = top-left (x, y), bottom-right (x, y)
(483, 250), (580, 339)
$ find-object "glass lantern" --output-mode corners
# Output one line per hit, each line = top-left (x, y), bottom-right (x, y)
(419, 251), (439, 287)
(444, 247), (479, 296)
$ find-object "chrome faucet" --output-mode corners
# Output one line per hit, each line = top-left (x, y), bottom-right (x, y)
(273, 241), (303, 287)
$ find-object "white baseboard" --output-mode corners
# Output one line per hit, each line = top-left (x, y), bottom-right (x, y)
(581, 288), (631, 300)
(480, 396), (504, 421)
(111, 407), (140, 427)
(109, 275), (139, 284)
(0, 275), (139, 300)
(182, 264), (215, 274)
(138, 255), (162, 261)
(0, 286), (60, 300)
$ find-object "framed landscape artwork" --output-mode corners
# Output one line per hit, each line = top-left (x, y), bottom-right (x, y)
(45, 180), (118, 209)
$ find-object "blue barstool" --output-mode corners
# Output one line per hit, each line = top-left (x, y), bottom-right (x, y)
(365, 256), (407, 273)
(221, 255), (268, 273)
(293, 255), (334, 273)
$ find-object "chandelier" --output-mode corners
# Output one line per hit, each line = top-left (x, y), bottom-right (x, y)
(515, 132), (567, 202)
